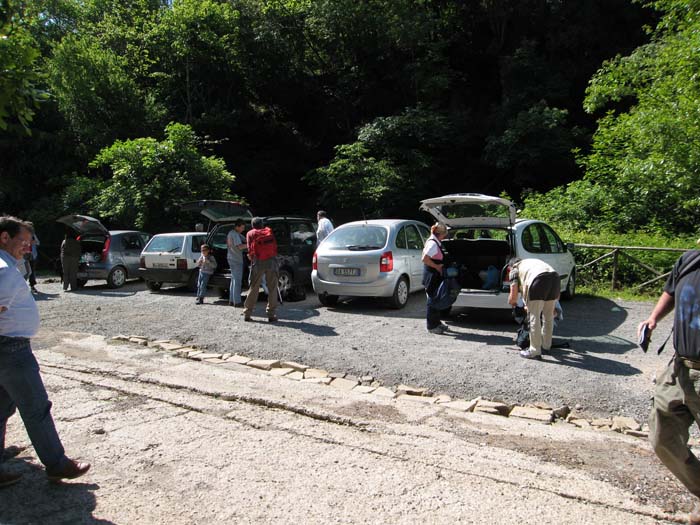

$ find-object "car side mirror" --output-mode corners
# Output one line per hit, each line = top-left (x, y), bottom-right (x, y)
(565, 242), (575, 252)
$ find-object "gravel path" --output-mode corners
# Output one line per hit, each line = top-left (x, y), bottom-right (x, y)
(35, 279), (671, 422)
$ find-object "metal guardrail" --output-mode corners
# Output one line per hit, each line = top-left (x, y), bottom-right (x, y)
(572, 243), (689, 291)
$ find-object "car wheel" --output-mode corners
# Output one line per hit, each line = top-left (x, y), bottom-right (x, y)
(388, 276), (409, 309)
(562, 269), (576, 300)
(76, 278), (88, 289)
(319, 293), (339, 307)
(277, 269), (294, 299)
(107, 266), (127, 288)
(146, 280), (162, 291)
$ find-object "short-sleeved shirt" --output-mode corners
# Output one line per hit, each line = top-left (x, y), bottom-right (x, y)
(317, 218), (334, 243)
(422, 235), (443, 261)
(226, 230), (246, 264)
(0, 249), (40, 338)
(664, 250), (700, 358)
(509, 258), (557, 302)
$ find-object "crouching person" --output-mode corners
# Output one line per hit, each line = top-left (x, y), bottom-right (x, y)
(507, 258), (559, 360)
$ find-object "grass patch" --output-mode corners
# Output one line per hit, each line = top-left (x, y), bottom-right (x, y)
(576, 284), (658, 303)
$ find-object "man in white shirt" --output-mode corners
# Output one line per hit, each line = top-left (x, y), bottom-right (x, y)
(316, 211), (334, 245)
(0, 216), (90, 487)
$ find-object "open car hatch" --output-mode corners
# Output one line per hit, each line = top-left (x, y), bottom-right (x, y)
(180, 200), (253, 222)
(56, 214), (110, 236)
(419, 193), (516, 228)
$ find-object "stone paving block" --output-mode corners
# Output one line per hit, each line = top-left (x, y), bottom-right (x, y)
(158, 342), (186, 351)
(510, 406), (554, 423)
(221, 353), (232, 360)
(203, 358), (224, 364)
(329, 372), (346, 379)
(623, 429), (648, 438)
(111, 335), (130, 341)
(612, 416), (641, 432)
(129, 337), (149, 346)
(304, 368), (329, 379)
(286, 372), (304, 381)
(331, 377), (359, 391)
(397, 394), (437, 404)
(353, 385), (376, 394)
(568, 418), (591, 429)
(226, 354), (251, 365)
(372, 387), (396, 399)
(475, 399), (511, 416)
(186, 350), (204, 360)
(281, 361), (308, 372)
(302, 377), (332, 385)
(591, 418), (612, 428)
(361, 375), (374, 383)
(435, 395), (452, 404)
(247, 359), (280, 371)
(197, 353), (223, 360)
(269, 368), (294, 377)
(442, 399), (478, 412)
(396, 384), (428, 396)
(152, 339), (171, 344)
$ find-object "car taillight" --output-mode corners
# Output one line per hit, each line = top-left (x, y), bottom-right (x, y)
(176, 258), (188, 270)
(101, 237), (111, 262)
(379, 251), (393, 272)
(139, 256), (145, 268)
(312, 251), (318, 270)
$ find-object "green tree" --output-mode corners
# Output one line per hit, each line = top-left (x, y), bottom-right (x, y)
(525, 1), (700, 234)
(66, 123), (237, 231)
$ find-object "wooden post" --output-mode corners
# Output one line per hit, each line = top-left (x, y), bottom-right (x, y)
(611, 249), (618, 291)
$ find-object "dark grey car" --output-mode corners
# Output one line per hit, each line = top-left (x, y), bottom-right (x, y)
(57, 215), (150, 288)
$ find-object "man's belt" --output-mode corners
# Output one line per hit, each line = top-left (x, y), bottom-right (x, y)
(679, 357), (700, 370)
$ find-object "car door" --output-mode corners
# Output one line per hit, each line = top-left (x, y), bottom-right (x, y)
(404, 224), (425, 290)
(519, 223), (572, 291)
(121, 233), (146, 275)
(289, 221), (316, 281)
(393, 225), (412, 285)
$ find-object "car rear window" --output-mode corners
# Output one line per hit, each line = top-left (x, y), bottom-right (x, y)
(144, 236), (184, 253)
(191, 235), (206, 253)
(323, 225), (388, 251)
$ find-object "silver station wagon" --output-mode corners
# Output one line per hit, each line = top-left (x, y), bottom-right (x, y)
(311, 219), (431, 309)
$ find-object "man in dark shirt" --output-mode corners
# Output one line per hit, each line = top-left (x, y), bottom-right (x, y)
(639, 249), (700, 524)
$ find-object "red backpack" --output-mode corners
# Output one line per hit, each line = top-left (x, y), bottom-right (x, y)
(250, 227), (278, 261)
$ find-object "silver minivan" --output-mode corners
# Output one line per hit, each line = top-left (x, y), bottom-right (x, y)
(311, 219), (431, 309)
(419, 193), (576, 309)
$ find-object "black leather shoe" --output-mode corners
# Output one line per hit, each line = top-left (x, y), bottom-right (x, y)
(0, 471), (21, 488)
(47, 459), (91, 482)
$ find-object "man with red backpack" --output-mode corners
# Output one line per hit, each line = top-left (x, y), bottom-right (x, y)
(243, 217), (279, 322)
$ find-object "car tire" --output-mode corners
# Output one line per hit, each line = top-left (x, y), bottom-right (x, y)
(318, 293), (339, 307)
(106, 266), (127, 288)
(562, 269), (576, 300)
(277, 269), (294, 300)
(146, 280), (162, 292)
(388, 276), (409, 309)
(76, 278), (88, 289)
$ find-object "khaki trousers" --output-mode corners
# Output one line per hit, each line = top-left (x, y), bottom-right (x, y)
(525, 299), (556, 353)
(243, 258), (279, 318)
(649, 357), (700, 497)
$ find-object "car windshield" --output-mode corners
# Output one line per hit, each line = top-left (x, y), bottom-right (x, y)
(144, 236), (184, 253)
(323, 225), (388, 251)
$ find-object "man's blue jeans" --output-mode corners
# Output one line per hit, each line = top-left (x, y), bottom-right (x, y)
(228, 259), (244, 304)
(0, 337), (67, 470)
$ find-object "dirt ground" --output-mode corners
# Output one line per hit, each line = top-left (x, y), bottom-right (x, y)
(0, 330), (694, 524)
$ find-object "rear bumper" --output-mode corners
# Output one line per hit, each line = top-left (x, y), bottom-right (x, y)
(311, 272), (397, 297)
(77, 263), (109, 280)
(452, 288), (511, 309)
(138, 268), (195, 283)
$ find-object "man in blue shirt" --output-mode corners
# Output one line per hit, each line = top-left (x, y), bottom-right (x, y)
(0, 216), (90, 487)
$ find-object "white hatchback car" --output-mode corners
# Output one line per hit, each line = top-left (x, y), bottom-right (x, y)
(419, 193), (576, 310)
(312, 219), (431, 309)
(138, 232), (207, 291)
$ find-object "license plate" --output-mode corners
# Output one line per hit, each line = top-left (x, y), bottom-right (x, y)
(152, 262), (170, 268)
(333, 267), (360, 276)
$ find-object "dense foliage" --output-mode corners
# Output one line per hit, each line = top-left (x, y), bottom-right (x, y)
(0, 0), (657, 239)
(522, 0), (700, 236)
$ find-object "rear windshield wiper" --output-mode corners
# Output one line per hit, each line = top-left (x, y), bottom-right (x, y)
(345, 245), (382, 251)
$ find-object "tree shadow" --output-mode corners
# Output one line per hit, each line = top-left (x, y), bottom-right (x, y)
(262, 319), (338, 337)
(315, 293), (426, 320)
(0, 458), (113, 524)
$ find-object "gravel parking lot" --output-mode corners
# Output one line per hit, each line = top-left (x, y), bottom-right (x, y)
(36, 279), (671, 422)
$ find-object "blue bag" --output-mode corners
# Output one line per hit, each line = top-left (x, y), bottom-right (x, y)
(428, 265), (461, 310)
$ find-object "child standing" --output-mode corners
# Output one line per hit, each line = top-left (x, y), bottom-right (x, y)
(195, 244), (217, 304)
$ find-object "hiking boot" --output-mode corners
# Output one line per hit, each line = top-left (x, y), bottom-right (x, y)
(519, 349), (542, 360)
(428, 325), (446, 334)
(0, 471), (21, 488)
(268, 315), (278, 323)
(46, 459), (90, 482)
